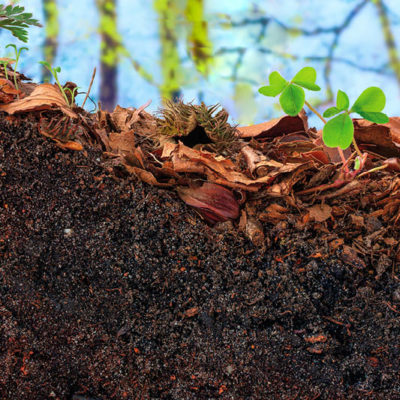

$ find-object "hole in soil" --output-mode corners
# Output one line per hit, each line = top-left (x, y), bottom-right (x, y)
(178, 126), (213, 148)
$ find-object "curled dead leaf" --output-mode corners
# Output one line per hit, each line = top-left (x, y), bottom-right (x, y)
(237, 112), (308, 140)
(0, 83), (77, 118)
(0, 78), (21, 104)
(354, 118), (400, 157)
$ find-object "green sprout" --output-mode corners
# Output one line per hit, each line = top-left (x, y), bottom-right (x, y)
(63, 86), (79, 106)
(0, 4), (42, 43)
(0, 59), (10, 80)
(39, 61), (71, 106)
(322, 87), (389, 150)
(258, 67), (321, 116)
(5, 44), (28, 95)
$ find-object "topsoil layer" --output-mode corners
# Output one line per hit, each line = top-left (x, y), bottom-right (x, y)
(1, 118), (400, 400)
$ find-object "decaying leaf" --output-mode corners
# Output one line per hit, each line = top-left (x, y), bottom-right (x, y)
(111, 100), (151, 132)
(237, 111), (308, 140)
(124, 165), (174, 187)
(0, 78), (21, 103)
(259, 203), (289, 223)
(354, 118), (400, 157)
(239, 210), (265, 247)
(307, 203), (332, 222)
(0, 83), (77, 118)
(178, 182), (239, 224)
(107, 130), (136, 155)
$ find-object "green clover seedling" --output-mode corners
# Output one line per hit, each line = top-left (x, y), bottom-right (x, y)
(322, 87), (389, 150)
(258, 67), (321, 116)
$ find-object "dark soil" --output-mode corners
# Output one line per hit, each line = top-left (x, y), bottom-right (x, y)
(1, 117), (400, 400)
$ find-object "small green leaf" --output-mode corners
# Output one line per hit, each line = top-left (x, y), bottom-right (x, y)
(258, 71), (288, 97)
(292, 67), (321, 91)
(351, 87), (386, 113)
(323, 106), (340, 118)
(356, 111), (389, 124)
(336, 90), (349, 111)
(354, 157), (361, 170)
(322, 113), (354, 150)
(279, 84), (305, 116)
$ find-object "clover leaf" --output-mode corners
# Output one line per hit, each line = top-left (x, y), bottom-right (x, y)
(291, 67), (321, 91)
(336, 90), (349, 111)
(350, 87), (389, 124)
(322, 87), (389, 150)
(279, 84), (305, 116)
(258, 71), (287, 97)
(323, 112), (354, 150)
(259, 66), (320, 116)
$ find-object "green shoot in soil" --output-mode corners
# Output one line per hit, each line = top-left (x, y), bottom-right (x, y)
(6, 44), (28, 96)
(39, 61), (71, 106)
(0, 59), (10, 80)
(0, 4), (41, 43)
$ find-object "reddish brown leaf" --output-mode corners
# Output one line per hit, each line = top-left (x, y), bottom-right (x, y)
(384, 157), (400, 172)
(354, 118), (400, 157)
(0, 78), (21, 104)
(178, 182), (239, 224)
(107, 130), (135, 155)
(307, 203), (332, 222)
(237, 112), (308, 140)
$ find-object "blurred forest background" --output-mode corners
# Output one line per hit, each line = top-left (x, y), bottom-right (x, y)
(1, 0), (400, 126)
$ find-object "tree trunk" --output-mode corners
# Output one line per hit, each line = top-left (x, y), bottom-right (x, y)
(97, 0), (119, 111)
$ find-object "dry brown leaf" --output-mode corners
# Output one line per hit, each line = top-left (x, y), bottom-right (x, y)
(353, 118), (400, 157)
(237, 112), (308, 139)
(107, 130), (135, 155)
(111, 101), (152, 132)
(350, 215), (365, 229)
(165, 143), (267, 190)
(124, 165), (173, 187)
(308, 203), (332, 222)
(341, 245), (366, 269)
(259, 203), (289, 223)
(0, 83), (77, 118)
(0, 78), (21, 104)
